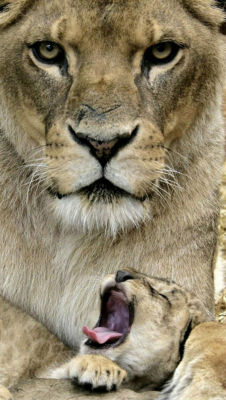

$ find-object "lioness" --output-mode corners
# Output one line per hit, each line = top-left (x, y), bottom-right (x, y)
(0, 0), (225, 399)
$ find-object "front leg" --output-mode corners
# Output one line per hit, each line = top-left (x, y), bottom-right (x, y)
(46, 354), (127, 392)
(0, 297), (71, 392)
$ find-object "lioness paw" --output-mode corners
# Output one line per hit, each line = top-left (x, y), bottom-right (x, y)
(50, 355), (127, 391)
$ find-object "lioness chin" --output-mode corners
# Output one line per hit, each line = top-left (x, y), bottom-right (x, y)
(0, 0), (225, 399)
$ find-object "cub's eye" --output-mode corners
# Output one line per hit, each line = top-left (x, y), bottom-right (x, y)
(30, 41), (65, 65)
(142, 41), (182, 70)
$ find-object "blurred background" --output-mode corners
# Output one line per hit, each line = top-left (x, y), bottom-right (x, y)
(215, 85), (226, 322)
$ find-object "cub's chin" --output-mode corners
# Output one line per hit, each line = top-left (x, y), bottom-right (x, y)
(48, 179), (151, 236)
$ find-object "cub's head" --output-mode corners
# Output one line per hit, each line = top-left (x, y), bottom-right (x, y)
(81, 269), (209, 389)
(0, 0), (224, 235)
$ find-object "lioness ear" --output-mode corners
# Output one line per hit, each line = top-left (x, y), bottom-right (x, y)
(183, 0), (225, 30)
(0, 0), (31, 29)
(215, 0), (226, 33)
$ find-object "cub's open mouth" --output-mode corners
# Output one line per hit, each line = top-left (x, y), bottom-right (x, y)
(83, 287), (134, 349)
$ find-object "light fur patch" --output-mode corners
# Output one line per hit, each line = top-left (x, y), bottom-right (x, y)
(51, 195), (151, 237)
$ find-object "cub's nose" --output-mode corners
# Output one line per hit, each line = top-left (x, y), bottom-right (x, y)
(116, 270), (134, 283)
(68, 125), (138, 167)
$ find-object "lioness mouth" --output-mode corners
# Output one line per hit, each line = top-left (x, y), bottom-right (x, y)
(48, 178), (148, 202)
(83, 287), (134, 349)
(80, 178), (129, 201)
(47, 178), (125, 200)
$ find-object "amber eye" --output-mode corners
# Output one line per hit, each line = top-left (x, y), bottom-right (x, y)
(152, 42), (174, 60)
(30, 41), (65, 65)
(142, 41), (182, 71)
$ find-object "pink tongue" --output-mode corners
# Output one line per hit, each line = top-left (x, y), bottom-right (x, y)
(83, 326), (123, 344)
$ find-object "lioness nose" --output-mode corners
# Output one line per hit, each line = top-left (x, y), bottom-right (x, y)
(69, 125), (138, 167)
(88, 138), (118, 161)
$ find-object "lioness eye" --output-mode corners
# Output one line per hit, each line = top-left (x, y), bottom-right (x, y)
(152, 43), (174, 60)
(30, 41), (65, 64)
(142, 41), (181, 69)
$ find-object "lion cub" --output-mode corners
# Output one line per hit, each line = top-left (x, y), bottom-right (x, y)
(45, 269), (209, 392)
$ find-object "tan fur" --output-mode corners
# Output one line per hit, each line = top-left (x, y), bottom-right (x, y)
(160, 322), (226, 400)
(0, 270), (209, 397)
(0, 0), (225, 399)
(0, 386), (12, 400)
(0, 297), (73, 397)
(11, 380), (157, 400)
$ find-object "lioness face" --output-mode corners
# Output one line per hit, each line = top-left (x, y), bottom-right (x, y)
(0, 0), (223, 234)
(81, 269), (208, 389)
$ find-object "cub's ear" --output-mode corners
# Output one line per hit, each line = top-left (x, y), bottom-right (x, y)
(0, 0), (31, 29)
(187, 297), (211, 329)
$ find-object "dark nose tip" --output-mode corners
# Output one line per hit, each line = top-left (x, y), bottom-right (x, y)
(116, 270), (134, 283)
(69, 125), (139, 167)
(88, 138), (118, 161)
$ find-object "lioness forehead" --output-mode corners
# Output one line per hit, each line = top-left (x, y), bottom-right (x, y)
(26, 0), (222, 48)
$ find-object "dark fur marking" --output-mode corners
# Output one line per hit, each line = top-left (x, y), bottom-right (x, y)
(0, 3), (9, 12)
(215, 0), (226, 33)
(218, 0), (226, 34)
(148, 283), (171, 305)
(220, 22), (226, 34)
(215, 0), (226, 10)
(82, 382), (93, 391)
(179, 320), (192, 360)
